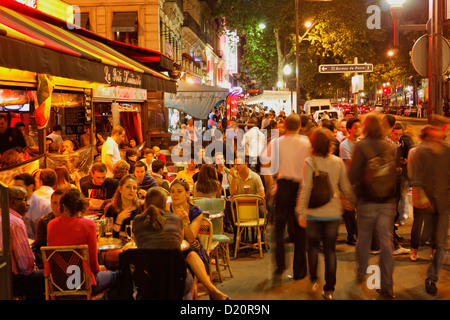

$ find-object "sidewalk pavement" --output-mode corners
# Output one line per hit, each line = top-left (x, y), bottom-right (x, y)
(204, 216), (450, 300)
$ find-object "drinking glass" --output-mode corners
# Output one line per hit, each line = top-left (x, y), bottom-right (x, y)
(104, 217), (113, 242)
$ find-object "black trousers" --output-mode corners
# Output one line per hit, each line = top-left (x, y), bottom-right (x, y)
(274, 179), (307, 278)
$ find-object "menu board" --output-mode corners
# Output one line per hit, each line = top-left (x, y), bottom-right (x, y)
(65, 106), (86, 134)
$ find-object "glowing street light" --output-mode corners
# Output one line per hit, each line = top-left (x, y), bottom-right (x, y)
(283, 65), (292, 75)
(258, 23), (266, 30)
(304, 21), (312, 28)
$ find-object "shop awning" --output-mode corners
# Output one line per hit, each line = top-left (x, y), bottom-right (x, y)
(0, 5), (176, 93)
(164, 81), (230, 119)
(111, 12), (137, 33)
(104, 40), (174, 73)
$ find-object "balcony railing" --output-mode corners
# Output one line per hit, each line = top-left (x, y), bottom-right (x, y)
(183, 12), (207, 44)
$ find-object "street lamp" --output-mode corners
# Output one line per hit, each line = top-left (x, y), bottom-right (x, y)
(258, 22), (266, 30)
(387, 0), (444, 121)
(283, 64), (292, 75)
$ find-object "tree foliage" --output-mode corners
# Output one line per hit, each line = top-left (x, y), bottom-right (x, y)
(215, 0), (424, 101)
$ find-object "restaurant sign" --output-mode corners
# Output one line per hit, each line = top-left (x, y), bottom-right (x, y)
(104, 66), (143, 88)
(93, 84), (147, 102)
(15, 0), (37, 9)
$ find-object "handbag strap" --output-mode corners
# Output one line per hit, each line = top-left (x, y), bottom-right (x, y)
(311, 156), (319, 177)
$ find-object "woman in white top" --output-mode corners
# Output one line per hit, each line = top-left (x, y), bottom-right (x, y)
(295, 128), (356, 300)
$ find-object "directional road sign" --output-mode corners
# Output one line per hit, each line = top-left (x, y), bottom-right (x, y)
(318, 64), (373, 74)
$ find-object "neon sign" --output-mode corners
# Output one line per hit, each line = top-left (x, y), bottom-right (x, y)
(15, 0), (37, 9)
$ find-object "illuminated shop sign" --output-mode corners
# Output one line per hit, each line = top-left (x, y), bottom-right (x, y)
(220, 30), (239, 74)
(14, 0), (37, 9)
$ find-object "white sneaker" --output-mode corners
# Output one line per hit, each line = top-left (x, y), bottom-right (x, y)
(394, 247), (411, 255)
(410, 254), (419, 261)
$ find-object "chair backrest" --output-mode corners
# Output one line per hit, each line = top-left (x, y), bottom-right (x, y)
(193, 198), (225, 216)
(117, 248), (187, 300)
(197, 217), (213, 255)
(40, 245), (93, 300)
(231, 194), (266, 226)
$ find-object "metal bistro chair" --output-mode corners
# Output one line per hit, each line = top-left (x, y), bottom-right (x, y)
(40, 245), (108, 300)
(230, 194), (268, 259)
(193, 198), (233, 282)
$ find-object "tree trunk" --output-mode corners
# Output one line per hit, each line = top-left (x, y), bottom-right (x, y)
(274, 28), (285, 89)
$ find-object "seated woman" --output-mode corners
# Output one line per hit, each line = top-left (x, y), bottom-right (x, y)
(132, 186), (193, 298)
(169, 179), (229, 300)
(103, 174), (141, 241)
(47, 188), (117, 297)
(193, 164), (222, 199)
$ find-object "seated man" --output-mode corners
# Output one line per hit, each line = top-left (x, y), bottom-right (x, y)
(229, 156), (265, 219)
(33, 188), (65, 269)
(151, 159), (170, 192)
(34, 168), (57, 202)
(229, 156), (265, 197)
(133, 161), (158, 198)
(152, 146), (167, 165)
(12, 173), (51, 240)
(175, 157), (198, 187)
(80, 162), (118, 200)
(3, 187), (45, 300)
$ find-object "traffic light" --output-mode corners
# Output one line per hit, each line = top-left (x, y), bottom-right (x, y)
(383, 87), (389, 94)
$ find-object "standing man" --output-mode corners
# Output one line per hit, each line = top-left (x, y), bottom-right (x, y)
(407, 125), (450, 295)
(339, 117), (361, 245)
(261, 114), (311, 278)
(0, 114), (26, 154)
(349, 114), (397, 299)
(243, 117), (266, 169)
(46, 125), (63, 146)
(101, 126), (126, 177)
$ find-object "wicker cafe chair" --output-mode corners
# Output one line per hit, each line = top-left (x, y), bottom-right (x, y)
(40, 245), (108, 300)
(193, 198), (233, 281)
(230, 194), (268, 259)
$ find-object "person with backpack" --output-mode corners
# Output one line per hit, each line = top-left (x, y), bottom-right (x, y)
(348, 114), (397, 299)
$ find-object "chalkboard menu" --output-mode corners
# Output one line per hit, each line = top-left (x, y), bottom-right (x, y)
(65, 106), (86, 134)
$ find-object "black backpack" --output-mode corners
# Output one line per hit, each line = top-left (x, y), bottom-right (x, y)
(360, 143), (396, 200)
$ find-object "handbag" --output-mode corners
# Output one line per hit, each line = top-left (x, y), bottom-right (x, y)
(308, 156), (333, 209)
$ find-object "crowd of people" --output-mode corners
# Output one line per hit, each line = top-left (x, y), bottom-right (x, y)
(1, 104), (449, 301)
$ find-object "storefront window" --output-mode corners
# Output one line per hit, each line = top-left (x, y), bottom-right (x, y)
(147, 100), (167, 132)
(112, 12), (138, 46)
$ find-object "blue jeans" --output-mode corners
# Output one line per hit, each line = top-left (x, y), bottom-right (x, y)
(426, 210), (449, 282)
(355, 201), (396, 292)
(307, 219), (340, 292)
(93, 271), (117, 297)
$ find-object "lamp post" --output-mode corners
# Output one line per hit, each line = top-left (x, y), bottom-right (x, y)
(387, 0), (445, 122)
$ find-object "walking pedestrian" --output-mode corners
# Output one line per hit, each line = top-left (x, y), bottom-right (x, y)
(261, 114), (311, 279)
(296, 128), (356, 300)
(349, 114), (397, 299)
(407, 125), (450, 295)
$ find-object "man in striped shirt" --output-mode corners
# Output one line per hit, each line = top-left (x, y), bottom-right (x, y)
(1, 187), (45, 299)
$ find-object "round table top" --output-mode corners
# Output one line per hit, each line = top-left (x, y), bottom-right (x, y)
(97, 237), (124, 251)
(122, 239), (190, 251)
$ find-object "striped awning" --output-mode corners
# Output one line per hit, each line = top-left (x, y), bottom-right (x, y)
(0, 5), (176, 93)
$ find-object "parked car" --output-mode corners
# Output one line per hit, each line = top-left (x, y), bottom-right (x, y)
(374, 105), (384, 113)
(403, 106), (418, 117)
(313, 110), (340, 123)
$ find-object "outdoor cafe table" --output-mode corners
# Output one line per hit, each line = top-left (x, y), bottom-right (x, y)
(97, 237), (124, 252)
(122, 239), (191, 252)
